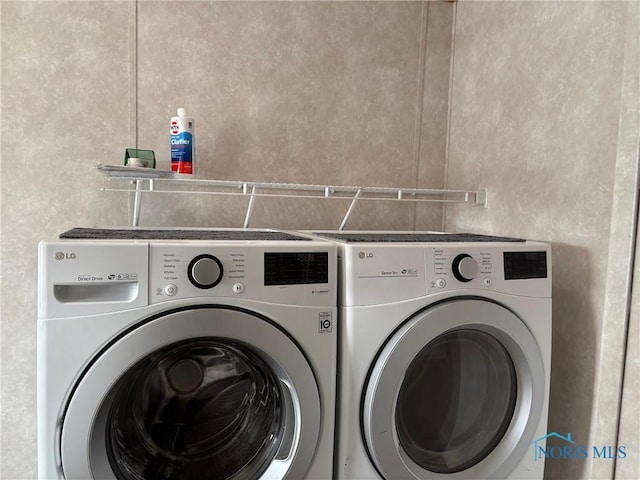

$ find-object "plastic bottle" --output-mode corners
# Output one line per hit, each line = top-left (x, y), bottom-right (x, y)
(170, 108), (195, 174)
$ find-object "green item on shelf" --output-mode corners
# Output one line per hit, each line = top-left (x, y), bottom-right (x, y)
(124, 148), (156, 168)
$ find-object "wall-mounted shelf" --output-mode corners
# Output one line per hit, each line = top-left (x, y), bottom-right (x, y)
(98, 164), (488, 229)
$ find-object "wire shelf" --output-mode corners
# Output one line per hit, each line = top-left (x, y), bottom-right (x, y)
(98, 164), (487, 228)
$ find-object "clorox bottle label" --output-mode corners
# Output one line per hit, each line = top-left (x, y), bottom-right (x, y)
(170, 108), (195, 174)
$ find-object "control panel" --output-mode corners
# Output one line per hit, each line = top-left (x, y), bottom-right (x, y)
(149, 243), (336, 306)
(430, 247), (496, 290)
(341, 242), (551, 306)
(426, 245), (551, 297)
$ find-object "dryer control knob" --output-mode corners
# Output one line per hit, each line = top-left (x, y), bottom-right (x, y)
(452, 254), (478, 283)
(188, 255), (223, 289)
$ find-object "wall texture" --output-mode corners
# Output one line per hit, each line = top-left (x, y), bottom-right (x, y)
(135, 1), (420, 230)
(0, 1), (450, 477)
(130, 1), (452, 231)
(444, 2), (639, 479)
(1, 3), (133, 478)
(1, 1), (638, 479)
(618, 228), (640, 479)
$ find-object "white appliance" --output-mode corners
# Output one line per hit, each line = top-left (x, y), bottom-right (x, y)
(37, 228), (337, 480)
(307, 231), (552, 480)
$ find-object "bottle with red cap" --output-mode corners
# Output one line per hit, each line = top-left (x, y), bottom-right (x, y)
(170, 108), (195, 174)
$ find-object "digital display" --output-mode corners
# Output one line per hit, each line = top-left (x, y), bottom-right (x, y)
(264, 252), (329, 286)
(504, 251), (548, 280)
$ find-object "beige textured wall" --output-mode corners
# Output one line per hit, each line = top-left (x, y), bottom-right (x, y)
(444, 2), (639, 480)
(607, 3), (640, 479)
(618, 228), (640, 480)
(0, 1), (450, 477)
(133, 0), (449, 231)
(1, 3), (133, 478)
(2, 1), (638, 479)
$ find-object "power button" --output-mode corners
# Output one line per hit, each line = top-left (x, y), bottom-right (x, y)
(164, 284), (178, 296)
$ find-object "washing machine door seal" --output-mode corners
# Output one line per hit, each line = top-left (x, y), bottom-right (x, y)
(362, 298), (545, 480)
(60, 306), (321, 480)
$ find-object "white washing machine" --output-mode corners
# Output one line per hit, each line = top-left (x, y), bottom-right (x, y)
(306, 231), (552, 480)
(37, 228), (337, 480)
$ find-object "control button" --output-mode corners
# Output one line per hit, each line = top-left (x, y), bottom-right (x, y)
(452, 254), (478, 283)
(483, 277), (492, 287)
(188, 254), (223, 289)
(233, 283), (245, 294)
(436, 278), (446, 289)
(164, 284), (178, 296)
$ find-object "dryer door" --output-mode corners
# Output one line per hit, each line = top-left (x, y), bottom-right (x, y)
(362, 298), (545, 480)
(60, 306), (321, 480)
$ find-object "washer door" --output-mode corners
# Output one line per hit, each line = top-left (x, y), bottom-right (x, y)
(60, 306), (321, 480)
(363, 299), (545, 480)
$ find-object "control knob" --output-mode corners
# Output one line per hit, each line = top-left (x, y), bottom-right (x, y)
(452, 254), (478, 283)
(188, 254), (223, 289)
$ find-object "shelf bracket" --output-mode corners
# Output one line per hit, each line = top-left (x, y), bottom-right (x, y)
(132, 180), (143, 227)
(243, 186), (258, 228)
(477, 189), (488, 208)
(339, 189), (362, 230)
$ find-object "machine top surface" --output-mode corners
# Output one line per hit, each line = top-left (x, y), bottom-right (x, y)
(311, 232), (525, 243)
(60, 227), (312, 241)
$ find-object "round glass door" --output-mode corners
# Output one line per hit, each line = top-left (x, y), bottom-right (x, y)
(60, 306), (321, 480)
(362, 299), (545, 480)
(395, 330), (517, 473)
(106, 338), (285, 480)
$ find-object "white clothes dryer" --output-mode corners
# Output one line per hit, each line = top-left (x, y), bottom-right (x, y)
(37, 228), (337, 480)
(307, 231), (552, 480)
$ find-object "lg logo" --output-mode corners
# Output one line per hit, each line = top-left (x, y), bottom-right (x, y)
(358, 251), (374, 259)
(55, 252), (76, 260)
